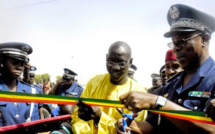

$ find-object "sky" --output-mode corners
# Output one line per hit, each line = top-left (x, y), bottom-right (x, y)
(0, 0), (215, 87)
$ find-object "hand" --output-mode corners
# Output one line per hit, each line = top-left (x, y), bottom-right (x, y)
(116, 118), (131, 134)
(77, 100), (101, 122)
(56, 78), (64, 85)
(119, 91), (158, 113)
(116, 118), (142, 134)
(206, 99), (215, 121)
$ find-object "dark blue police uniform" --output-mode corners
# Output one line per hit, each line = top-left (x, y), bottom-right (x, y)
(146, 3), (215, 133)
(147, 57), (215, 134)
(55, 81), (83, 97)
(0, 79), (40, 126)
(51, 68), (83, 117)
(30, 84), (43, 121)
(0, 42), (41, 126)
(51, 82), (83, 117)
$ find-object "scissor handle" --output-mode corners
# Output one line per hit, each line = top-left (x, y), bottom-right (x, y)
(122, 118), (128, 132)
(122, 118), (131, 134)
(123, 113), (133, 120)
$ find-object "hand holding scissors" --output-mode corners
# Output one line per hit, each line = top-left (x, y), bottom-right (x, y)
(116, 108), (133, 134)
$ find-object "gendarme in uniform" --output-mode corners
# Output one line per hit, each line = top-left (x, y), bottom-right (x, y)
(55, 68), (83, 97)
(0, 42), (40, 126)
(146, 4), (215, 134)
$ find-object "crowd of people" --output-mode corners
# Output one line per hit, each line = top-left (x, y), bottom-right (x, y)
(0, 3), (215, 134)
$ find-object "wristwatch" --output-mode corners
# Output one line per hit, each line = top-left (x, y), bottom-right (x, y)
(155, 96), (167, 109)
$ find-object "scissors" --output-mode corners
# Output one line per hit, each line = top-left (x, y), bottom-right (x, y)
(116, 108), (133, 134)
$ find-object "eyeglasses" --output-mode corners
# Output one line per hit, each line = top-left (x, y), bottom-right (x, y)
(107, 61), (127, 67)
(173, 33), (202, 48)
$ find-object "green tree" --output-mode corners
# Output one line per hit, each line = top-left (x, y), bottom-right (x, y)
(41, 73), (51, 82)
(34, 74), (42, 83)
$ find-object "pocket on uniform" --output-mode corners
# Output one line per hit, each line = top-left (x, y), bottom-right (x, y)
(183, 99), (202, 111)
(0, 102), (7, 106)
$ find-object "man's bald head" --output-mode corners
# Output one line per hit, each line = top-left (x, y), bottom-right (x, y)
(106, 41), (133, 85)
(108, 41), (132, 59)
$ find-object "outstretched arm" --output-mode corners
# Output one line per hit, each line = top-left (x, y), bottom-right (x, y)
(120, 91), (215, 134)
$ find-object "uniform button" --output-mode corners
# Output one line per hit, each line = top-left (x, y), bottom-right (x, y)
(14, 102), (17, 106)
(15, 114), (19, 118)
(178, 98), (183, 104)
(193, 106), (198, 110)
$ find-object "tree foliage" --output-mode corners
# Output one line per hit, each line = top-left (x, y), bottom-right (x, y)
(34, 74), (42, 83)
(34, 73), (51, 83)
(41, 73), (50, 82)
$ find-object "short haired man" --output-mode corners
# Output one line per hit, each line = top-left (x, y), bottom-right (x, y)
(147, 73), (161, 93)
(117, 4), (215, 134)
(153, 49), (182, 95)
(71, 41), (147, 134)
(164, 49), (182, 79)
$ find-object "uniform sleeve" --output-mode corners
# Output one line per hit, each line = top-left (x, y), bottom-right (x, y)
(0, 117), (3, 126)
(146, 112), (159, 127)
(78, 86), (83, 97)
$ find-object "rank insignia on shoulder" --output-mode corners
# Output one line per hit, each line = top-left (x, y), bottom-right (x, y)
(164, 93), (169, 98)
(188, 91), (211, 98)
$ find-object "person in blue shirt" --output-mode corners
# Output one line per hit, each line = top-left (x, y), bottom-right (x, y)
(117, 4), (215, 134)
(49, 68), (83, 117)
(49, 68), (83, 97)
(0, 42), (39, 126)
(22, 64), (44, 120)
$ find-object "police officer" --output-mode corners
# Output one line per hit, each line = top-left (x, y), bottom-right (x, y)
(23, 65), (44, 120)
(0, 42), (40, 126)
(127, 64), (137, 80)
(49, 68), (83, 117)
(117, 4), (215, 134)
(49, 68), (83, 97)
(29, 66), (37, 85)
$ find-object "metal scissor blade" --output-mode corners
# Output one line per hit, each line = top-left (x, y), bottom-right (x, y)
(116, 108), (124, 116)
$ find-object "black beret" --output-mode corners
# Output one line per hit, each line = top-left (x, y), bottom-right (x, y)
(0, 42), (33, 63)
(164, 4), (215, 37)
(63, 68), (77, 80)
